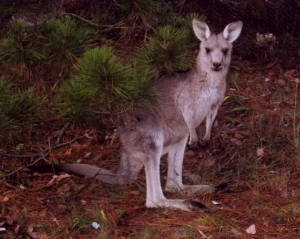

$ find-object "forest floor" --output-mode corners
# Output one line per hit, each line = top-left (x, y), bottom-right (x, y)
(1, 58), (300, 239)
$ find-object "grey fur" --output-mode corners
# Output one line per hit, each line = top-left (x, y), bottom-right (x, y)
(47, 19), (243, 212)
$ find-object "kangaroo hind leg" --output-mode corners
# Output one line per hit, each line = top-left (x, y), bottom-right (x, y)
(165, 137), (214, 194)
(141, 133), (208, 212)
(144, 151), (208, 212)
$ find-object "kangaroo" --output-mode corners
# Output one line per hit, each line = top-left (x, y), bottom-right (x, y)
(29, 19), (242, 212)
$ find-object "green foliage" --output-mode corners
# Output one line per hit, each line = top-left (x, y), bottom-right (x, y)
(135, 24), (196, 76)
(114, 0), (173, 33)
(175, 13), (207, 41)
(0, 78), (43, 145)
(0, 20), (45, 65)
(40, 16), (96, 69)
(0, 16), (96, 87)
(56, 46), (156, 126)
(0, 3), (209, 144)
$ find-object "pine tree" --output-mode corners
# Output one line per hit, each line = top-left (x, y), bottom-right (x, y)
(56, 46), (155, 126)
(134, 14), (207, 77)
(40, 16), (95, 71)
(0, 20), (45, 66)
(113, 0), (173, 34)
(0, 78), (43, 145)
(135, 24), (196, 77)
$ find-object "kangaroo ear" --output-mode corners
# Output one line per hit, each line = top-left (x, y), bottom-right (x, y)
(223, 21), (243, 43)
(192, 19), (211, 41)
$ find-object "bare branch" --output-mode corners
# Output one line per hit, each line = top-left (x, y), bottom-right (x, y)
(0, 122), (71, 159)
(2, 133), (86, 177)
(0, 122), (87, 177)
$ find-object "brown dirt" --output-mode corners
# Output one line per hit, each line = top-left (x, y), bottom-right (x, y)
(1, 59), (300, 238)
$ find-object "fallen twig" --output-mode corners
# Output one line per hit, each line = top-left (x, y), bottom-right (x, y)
(2, 134), (86, 177)
(0, 122), (71, 159)
(198, 229), (212, 239)
(0, 122), (87, 177)
(60, 12), (124, 30)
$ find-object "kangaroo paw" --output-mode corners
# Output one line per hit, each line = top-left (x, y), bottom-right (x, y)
(188, 142), (200, 150)
(199, 138), (209, 147)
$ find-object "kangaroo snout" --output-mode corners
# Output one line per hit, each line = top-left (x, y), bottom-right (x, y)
(212, 62), (222, 71)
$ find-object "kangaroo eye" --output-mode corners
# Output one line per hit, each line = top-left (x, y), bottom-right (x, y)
(222, 49), (228, 54)
(205, 48), (211, 54)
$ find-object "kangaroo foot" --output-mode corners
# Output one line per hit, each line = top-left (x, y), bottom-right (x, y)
(188, 141), (200, 150)
(214, 183), (232, 193)
(184, 199), (210, 213)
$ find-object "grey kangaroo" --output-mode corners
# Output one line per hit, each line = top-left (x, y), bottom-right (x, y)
(31, 19), (242, 212)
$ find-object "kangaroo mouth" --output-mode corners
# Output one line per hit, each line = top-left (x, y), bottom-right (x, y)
(212, 66), (222, 71)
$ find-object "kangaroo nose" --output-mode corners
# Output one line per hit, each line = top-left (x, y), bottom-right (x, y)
(212, 62), (222, 71)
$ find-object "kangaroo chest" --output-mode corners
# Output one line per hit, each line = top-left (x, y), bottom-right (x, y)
(193, 84), (225, 120)
(197, 84), (225, 109)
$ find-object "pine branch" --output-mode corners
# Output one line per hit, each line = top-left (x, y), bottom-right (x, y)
(60, 13), (124, 30)
(14, 11), (124, 30)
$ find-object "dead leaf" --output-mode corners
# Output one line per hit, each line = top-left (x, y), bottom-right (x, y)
(185, 150), (195, 157)
(5, 216), (14, 225)
(277, 79), (285, 85)
(1, 196), (9, 202)
(57, 204), (67, 211)
(256, 147), (264, 157)
(283, 69), (299, 81)
(33, 172), (54, 178)
(39, 234), (51, 239)
(57, 183), (70, 195)
(77, 184), (86, 190)
(47, 174), (71, 186)
(130, 190), (140, 196)
(213, 119), (219, 127)
(65, 148), (72, 155)
(195, 224), (214, 231)
(267, 69), (276, 76)
(14, 224), (20, 234)
(94, 153), (103, 161)
(38, 208), (47, 217)
(85, 132), (94, 139)
(27, 227), (39, 239)
(84, 152), (92, 158)
(231, 228), (244, 236)
(71, 142), (89, 149)
(234, 132), (243, 139)
(231, 138), (242, 145)
(203, 158), (216, 167)
(265, 58), (279, 69)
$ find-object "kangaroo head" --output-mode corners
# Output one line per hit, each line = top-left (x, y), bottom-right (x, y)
(192, 19), (243, 72)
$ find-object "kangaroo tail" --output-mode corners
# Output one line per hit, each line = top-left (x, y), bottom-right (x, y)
(28, 164), (131, 185)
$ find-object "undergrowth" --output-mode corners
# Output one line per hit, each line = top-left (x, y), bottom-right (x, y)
(0, 1), (300, 238)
